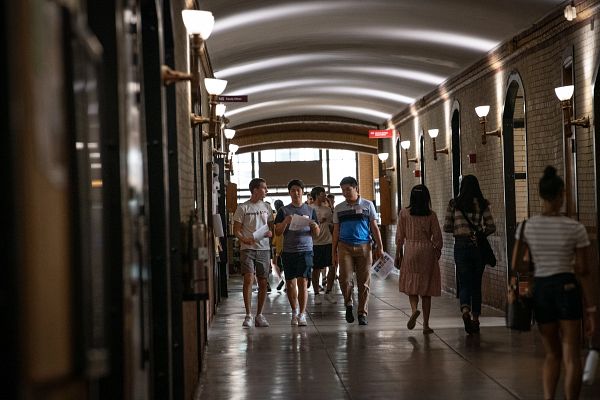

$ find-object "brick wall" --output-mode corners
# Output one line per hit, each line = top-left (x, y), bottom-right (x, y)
(358, 152), (375, 201)
(389, 1), (600, 310)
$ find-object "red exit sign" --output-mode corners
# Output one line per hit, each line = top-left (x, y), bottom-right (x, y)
(368, 129), (394, 139)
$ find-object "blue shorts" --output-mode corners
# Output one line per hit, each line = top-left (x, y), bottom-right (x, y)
(281, 251), (313, 279)
(533, 273), (582, 324)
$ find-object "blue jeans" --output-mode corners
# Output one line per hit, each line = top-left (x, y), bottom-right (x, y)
(454, 238), (485, 315)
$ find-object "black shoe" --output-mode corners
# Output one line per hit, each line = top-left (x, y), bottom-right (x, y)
(276, 280), (285, 291)
(267, 283), (272, 293)
(462, 312), (474, 334)
(471, 320), (480, 333)
(345, 305), (355, 323)
(358, 314), (368, 325)
(307, 279), (311, 289)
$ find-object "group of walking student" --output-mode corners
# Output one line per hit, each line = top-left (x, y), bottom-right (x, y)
(233, 168), (598, 398)
(233, 176), (382, 327)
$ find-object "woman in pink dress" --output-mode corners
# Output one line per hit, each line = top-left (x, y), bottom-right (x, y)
(395, 185), (443, 334)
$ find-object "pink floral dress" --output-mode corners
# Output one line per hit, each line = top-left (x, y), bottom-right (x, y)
(396, 208), (443, 296)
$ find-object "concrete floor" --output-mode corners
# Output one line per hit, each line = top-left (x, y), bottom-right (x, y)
(196, 273), (599, 399)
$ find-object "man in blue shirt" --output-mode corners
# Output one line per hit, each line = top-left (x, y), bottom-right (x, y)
(274, 179), (320, 326)
(332, 177), (383, 325)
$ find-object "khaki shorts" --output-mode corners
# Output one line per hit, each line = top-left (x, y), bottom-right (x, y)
(240, 250), (271, 278)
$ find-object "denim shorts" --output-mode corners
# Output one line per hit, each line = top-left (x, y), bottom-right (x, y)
(281, 251), (313, 279)
(533, 273), (582, 324)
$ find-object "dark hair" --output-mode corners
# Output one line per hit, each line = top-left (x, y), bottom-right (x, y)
(408, 184), (432, 216)
(455, 175), (488, 213)
(539, 166), (564, 201)
(274, 199), (284, 210)
(287, 179), (304, 190)
(327, 194), (334, 199)
(311, 186), (325, 199)
(249, 178), (266, 193)
(340, 176), (358, 187)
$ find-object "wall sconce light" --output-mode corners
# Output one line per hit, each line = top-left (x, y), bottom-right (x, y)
(554, 85), (589, 132)
(475, 105), (501, 144)
(377, 152), (395, 174)
(427, 129), (448, 160)
(190, 78), (228, 140)
(564, 4), (577, 21)
(164, 10), (214, 87)
(222, 128), (236, 157)
(224, 128), (236, 140)
(225, 143), (239, 175)
(400, 140), (418, 168)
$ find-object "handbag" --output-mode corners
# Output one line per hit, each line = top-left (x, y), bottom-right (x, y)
(505, 220), (534, 331)
(506, 283), (533, 331)
(458, 207), (497, 267)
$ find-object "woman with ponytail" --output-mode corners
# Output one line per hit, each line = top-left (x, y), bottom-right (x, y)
(512, 166), (597, 400)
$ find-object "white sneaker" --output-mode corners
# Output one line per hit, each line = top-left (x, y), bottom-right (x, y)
(255, 314), (270, 327)
(325, 292), (337, 304)
(298, 313), (308, 326)
(291, 313), (299, 326)
(314, 293), (322, 305)
(242, 315), (253, 328)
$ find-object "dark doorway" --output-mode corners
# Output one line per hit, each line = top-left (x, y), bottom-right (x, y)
(502, 73), (529, 269)
(451, 107), (461, 197)
(420, 134), (426, 184)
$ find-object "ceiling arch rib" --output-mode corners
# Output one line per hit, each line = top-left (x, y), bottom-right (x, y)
(202, 0), (566, 137)
(233, 116), (379, 154)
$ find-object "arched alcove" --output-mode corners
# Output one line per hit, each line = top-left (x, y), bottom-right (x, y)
(502, 72), (529, 268)
(451, 101), (461, 198)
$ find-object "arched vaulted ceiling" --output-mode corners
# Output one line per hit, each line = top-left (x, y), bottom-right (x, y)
(201, 0), (567, 153)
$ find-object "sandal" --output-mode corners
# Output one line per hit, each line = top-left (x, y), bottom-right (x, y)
(407, 310), (420, 330)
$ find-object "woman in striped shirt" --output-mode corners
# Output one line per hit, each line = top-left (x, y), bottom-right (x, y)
(512, 166), (597, 400)
(444, 175), (496, 334)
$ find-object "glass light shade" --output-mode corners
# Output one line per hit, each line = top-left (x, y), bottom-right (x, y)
(224, 129), (236, 140)
(428, 129), (439, 138)
(215, 103), (226, 117)
(475, 105), (490, 118)
(181, 10), (215, 39)
(555, 85), (574, 101)
(377, 152), (389, 162)
(564, 5), (577, 21)
(228, 143), (239, 154)
(400, 140), (411, 150)
(204, 78), (228, 95)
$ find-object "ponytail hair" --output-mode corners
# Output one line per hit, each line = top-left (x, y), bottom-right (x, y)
(539, 166), (564, 201)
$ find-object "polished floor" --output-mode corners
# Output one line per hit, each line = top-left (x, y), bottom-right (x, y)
(196, 272), (599, 400)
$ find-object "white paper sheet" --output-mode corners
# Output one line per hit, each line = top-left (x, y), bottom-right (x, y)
(371, 252), (395, 279)
(289, 214), (311, 231)
(252, 223), (270, 240)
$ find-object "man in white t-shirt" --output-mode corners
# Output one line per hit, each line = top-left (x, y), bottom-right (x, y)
(233, 178), (273, 328)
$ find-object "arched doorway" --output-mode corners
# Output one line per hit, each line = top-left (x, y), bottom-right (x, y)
(593, 62), (600, 264)
(451, 102), (461, 197)
(419, 133), (426, 184)
(502, 72), (529, 268)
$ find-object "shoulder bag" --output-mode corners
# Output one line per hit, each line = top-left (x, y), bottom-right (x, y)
(458, 207), (497, 267)
(505, 220), (534, 331)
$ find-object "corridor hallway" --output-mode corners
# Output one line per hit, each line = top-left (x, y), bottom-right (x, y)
(196, 275), (599, 400)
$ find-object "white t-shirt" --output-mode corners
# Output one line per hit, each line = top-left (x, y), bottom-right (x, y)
(233, 200), (273, 251)
(515, 215), (589, 277)
(312, 204), (333, 245)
